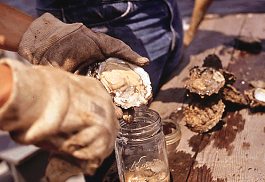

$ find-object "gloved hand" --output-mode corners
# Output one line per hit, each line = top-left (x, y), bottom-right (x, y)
(18, 13), (149, 73)
(0, 58), (119, 175)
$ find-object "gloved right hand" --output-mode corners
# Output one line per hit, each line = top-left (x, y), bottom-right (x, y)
(18, 13), (149, 73)
(0, 58), (119, 176)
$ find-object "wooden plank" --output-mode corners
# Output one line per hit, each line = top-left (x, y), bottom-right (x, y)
(189, 110), (265, 181)
(189, 13), (265, 181)
(211, 14), (246, 68)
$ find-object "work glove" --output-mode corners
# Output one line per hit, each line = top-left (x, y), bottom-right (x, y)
(18, 13), (149, 73)
(0, 58), (119, 176)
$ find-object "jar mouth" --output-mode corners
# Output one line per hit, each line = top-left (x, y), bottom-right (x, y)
(162, 120), (181, 144)
(118, 108), (161, 140)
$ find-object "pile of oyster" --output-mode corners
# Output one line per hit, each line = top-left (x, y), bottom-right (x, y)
(85, 58), (152, 120)
(184, 54), (265, 133)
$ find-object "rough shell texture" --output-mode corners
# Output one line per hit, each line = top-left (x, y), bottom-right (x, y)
(245, 88), (265, 108)
(185, 67), (226, 97)
(221, 70), (236, 85)
(222, 84), (249, 105)
(89, 58), (152, 109)
(184, 97), (225, 133)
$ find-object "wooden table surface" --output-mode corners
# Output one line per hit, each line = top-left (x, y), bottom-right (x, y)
(101, 12), (265, 182)
(149, 13), (265, 182)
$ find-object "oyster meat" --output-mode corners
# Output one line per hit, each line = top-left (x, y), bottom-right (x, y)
(184, 97), (225, 133)
(245, 88), (265, 108)
(88, 58), (152, 109)
(185, 67), (226, 97)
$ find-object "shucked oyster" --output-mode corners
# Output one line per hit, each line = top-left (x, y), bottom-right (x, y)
(87, 58), (152, 109)
(185, 67), (226, 97)
(245, 88), (265, 108)
(184, 97), (225, 133)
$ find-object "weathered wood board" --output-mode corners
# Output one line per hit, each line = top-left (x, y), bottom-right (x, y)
(189, 14), (265, 182)
(151, 13), (265, 182)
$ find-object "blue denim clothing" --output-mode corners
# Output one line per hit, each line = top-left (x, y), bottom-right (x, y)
(36, 0), (183, 94)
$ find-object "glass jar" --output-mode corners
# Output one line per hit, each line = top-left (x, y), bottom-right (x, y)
(162, 119), (181, 156)
(115, 108), (170, 182)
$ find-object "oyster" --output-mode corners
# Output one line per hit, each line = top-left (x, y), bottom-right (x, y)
(184, 97), (225, 133)
(203, 54), (236, 85)
(88, 58), (152, 109)
(185, 67), (226, 97)
(122, 108), (135, 123)
(245, 88), (265, 108)
(222, 84), (248, 106)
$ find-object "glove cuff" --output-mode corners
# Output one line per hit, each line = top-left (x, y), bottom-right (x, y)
(0, 58), (69, 143)
(18, 13), (83, 65)
(0, 59), (37, 133)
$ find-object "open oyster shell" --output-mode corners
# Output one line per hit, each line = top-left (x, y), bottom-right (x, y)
(245, 88), (265, 108)
(222, 84), (249, 106)
(184, 97), (225, 133)
(185, 67), (226, 97)
(87, 58), (152, 109)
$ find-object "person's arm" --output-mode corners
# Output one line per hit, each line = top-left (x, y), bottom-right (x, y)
(0, 3), (33, 51)
(184, 0), (213, 47)
(0, 64), (12, 107)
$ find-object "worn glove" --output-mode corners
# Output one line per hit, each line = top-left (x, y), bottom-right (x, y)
(0, 58), (119, 175)
(18, 13), (148, 73)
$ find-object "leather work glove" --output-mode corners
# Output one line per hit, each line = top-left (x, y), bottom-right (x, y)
(18, 13), (149, 73)
(0, 58), (119, 176)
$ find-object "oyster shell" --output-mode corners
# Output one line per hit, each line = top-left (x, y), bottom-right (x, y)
(88, 58), (152, 109)
(249, 80), (265, 88)
(184, 97), (225, 133)
(245, 88), (265, 108)
(222, 84), (248, 106)
(185, 67), (226, 97)
(202, 54), (223, 70)
(221, 70), (236, 85)
(254, 88), (265, 102)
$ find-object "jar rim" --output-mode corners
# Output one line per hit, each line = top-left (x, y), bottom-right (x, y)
(118, 108), (161, 140)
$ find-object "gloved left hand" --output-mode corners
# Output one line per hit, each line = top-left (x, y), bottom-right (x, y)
(18, 13), (149, 73)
